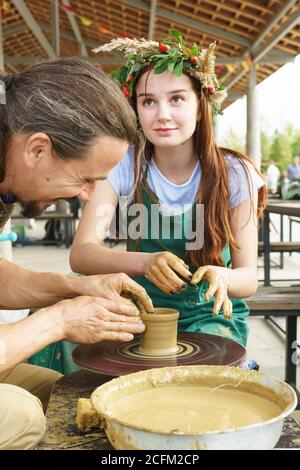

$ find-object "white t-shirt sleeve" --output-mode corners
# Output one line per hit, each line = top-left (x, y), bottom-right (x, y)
(227, 156), (266, 209)
(107, 147), (135, 197)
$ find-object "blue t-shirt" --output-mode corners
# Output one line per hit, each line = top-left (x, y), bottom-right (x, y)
(108, 148), (265, 215)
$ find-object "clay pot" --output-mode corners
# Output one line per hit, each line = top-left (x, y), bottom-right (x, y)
(138, 307), (179, 356)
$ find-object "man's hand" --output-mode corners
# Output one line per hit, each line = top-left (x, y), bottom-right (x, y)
(58, 295), (146, 343)
(75, 273), (154, 315)
(190, 266), (232, 319)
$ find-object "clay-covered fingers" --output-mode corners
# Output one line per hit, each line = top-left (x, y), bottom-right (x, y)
(146, 252), (192, 294)
(164, 253), (192, 281)
(122, 281), (154, 314)
(212, 282), (231, 318)
(190, 266), (211, 286)
(98, 310), (145, 333)
(150, 264), (183, 293)
(203, 270), (220, 301)
(100, 298), (142, 317)
(145, 270), (172, 294)
(222, 297), (233, 320)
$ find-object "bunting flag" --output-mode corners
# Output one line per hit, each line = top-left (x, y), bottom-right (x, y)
(59, 3), (78, 13)
(58, 2), (113, 35)
(98, 25), (109, 34)
(79, 15), (92, 27)
(241, 60), (249, 71)
(215, 64), (224, 73)
(225, 64), (236, 73)
(2, 1), (10, 12)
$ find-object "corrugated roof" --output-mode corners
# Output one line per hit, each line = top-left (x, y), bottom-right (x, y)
(1, 0), (300, 106)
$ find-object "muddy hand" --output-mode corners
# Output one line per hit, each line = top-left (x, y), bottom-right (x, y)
(191, 266), (232, 319)
(122, 282), (154, 314)
(145, 252), (192, 294)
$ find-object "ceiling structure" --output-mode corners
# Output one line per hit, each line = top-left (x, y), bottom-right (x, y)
(1, 0), (300, 107)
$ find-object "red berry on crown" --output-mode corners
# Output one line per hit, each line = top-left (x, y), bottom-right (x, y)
(190, 56), (197, 64)
(207, 86), (216, 95)
(123, 86), (130, 97)
(127, 74), (134, 83)
(159, 43), (170, 53)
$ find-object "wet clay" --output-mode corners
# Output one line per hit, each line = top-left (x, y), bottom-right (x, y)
(138, 308), (179, 356)
(109, 383), (282, 434)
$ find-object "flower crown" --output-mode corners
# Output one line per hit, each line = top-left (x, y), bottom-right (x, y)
(93, 29), (227, 115)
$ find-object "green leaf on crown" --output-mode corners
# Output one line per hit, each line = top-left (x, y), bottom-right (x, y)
(173, 60), (183, 76)
(190, 43), (199, 56)
(170, 28), (183, 47)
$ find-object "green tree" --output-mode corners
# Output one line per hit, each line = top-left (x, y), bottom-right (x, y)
(261, 131), (272, 163)
(291, 129), (300, 156)
(269, 129), (292, 173)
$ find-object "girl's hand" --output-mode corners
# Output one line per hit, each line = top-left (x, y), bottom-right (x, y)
(190, 266), (232, 319)
(144, 252), (192, 294)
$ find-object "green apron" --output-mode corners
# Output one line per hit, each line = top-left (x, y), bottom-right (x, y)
(128, 181), (249, 347)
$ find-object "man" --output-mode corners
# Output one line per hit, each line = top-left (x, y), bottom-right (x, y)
(0, 58), (152, 449)
(287, 156), (300, 182)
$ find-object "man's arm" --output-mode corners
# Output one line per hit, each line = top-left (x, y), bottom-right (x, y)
(0, 295), (145, 373)
(0, 260), (154, 314)
(0, 258), (83, 309)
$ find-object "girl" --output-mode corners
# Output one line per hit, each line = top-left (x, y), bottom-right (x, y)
(70, 31), (266, 348)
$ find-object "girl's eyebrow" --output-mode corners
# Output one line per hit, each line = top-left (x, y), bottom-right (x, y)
(137, 89), (189, 98)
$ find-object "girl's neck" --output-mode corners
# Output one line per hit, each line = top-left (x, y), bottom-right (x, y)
(152, 140), (198, 184)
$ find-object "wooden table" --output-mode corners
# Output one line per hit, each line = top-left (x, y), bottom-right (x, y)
(263, 200), (300, 286)
(37, 370), (300, 450)
(12, 212), (76, 248)
(247, 286), (300, 398)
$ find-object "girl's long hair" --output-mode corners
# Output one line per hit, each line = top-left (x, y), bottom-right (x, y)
(130, 69), (267, 267)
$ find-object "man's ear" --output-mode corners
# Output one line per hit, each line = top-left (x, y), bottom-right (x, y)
(23, 133), (52, 169)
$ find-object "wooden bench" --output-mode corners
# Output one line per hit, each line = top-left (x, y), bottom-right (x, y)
(247, 286), (300, 407)
(258, 241), (300, 253)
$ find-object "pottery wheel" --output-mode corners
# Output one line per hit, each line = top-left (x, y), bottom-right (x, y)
(72, 332), (246, 377)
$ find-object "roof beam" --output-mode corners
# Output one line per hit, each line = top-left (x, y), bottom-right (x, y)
(40, 22), (98, 49)
(227, 90), (244, 100)
(11, 0), (56, 58)
(148, 0), (157, 39)
(120, 0), (251, 47)
(4, 55), (122, 65)
(253, 7), (300, 64)
(3, 21), (100, 50)
(2, 23), (27, 36)
(51, 0), (60, 56)
(252, 0), (299, 51)
(217, 51), (295, 65)
(262, 51), (295, 64)
(226, 4), (300, 90)
(0, 13), (4, 70)
(60, 0), (88, 56)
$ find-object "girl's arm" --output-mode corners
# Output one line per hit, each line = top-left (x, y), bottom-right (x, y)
(227, 190), (260, 298)
(190, 192), (260, 317)
(209, 191), (259, 299)
(70, 180), (151, 276)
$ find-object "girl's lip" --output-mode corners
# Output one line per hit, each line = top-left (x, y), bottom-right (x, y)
(154, 128), (177, 131)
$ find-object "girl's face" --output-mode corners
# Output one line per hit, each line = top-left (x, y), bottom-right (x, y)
(136, 70), (199, 149)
